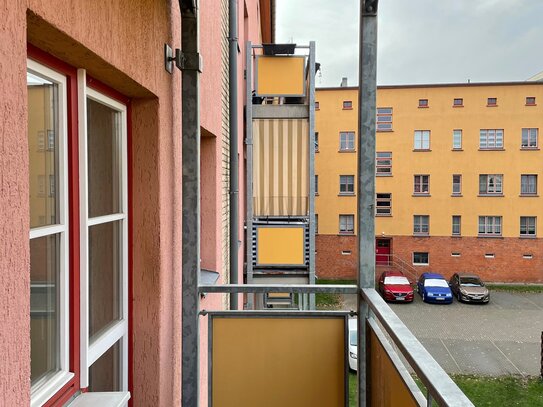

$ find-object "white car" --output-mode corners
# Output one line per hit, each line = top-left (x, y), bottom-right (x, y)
(348, 318), (357, 371)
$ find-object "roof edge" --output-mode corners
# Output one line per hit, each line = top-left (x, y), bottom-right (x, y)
(317, 81), (543, 91)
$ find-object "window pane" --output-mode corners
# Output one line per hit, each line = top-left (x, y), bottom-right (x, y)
(89, 221), (122, 339)
(28, 72), (60, 228)
(30, 234), (60, 383)
(89, 340), (121, 392)
(87, 98), (122, 217)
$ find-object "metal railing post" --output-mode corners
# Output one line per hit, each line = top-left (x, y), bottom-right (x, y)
(357, 1), (379, 406)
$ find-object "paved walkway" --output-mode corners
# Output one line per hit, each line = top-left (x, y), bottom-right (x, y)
(340, 291), (543, 376)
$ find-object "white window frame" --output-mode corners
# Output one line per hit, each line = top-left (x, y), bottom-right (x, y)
(452, 174), (462, 195)
(339, 175), (355, 194)
(479, 174), (503, 195)
(78, 70), (129, 391)
(413, 175), (429, 195)
(28, 59), (74, 407)
(339, 214), (354, 234)
(339, 131), (355, 151)
(521, 128), (538, 149)
(413, 252), (429, 265)
(376, 107), (393, 131)
(478, 216), (502, 236)
(479, 129), (504, 149)
(520, 216), (536, 237)
(452, 215), (461, 236)
(376, 152), (392, 176)
(520, 174), (537, 195)
(413, 215), (429, 235)
(452, 129), (462, 149)
(375, 193), (392, 216)
(414, 130), (430, 150)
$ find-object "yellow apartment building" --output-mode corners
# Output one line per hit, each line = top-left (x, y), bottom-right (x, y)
(315, 82), (543, 283)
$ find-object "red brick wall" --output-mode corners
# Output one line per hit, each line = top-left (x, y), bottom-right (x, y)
(316, 235), (357, 279)
(316, 235), (543, 283)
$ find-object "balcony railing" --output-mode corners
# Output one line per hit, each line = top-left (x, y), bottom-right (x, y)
(199, 284), (474, 406)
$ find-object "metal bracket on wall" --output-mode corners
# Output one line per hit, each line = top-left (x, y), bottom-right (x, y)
(164, 44), (203, 73)
(364, 0), (379, 14)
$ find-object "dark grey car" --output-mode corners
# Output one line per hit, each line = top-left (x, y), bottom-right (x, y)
(449, 273), (490, 303)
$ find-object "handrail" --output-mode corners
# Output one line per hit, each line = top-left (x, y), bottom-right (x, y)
(198, 284), (358, 294)
(362, 288), (474, 407)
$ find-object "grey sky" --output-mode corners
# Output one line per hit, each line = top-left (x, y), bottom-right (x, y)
(276, 0), (543, 87)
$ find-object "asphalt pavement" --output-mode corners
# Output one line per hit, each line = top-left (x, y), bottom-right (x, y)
(339, 290), (543, 376)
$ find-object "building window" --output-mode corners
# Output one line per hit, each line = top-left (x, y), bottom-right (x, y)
(315, 101), (320, 110)
(376, 193), (392, 216)
(28, 59), (70, 402)
(376, 107), (393, 131)
(520, 216), (536, 237)
(315, 175), (318, 194)
(479, 174), (503, 195)
(339, 175), (355, 195)
(485, 253), (495, 258)
(339, 214), (355, 234)
(478, 216), (502, 236)
(414, 130), (430, 150)
(452, 174), (462, 195)
(521, 174), (537, 195)
(314, 214), (318, 234)
(342, 100), (353, 109)
(413, 215), (429, 235)
(37, 130), (45, 150)
(453, 98), (463, 107)
(487, 97), (497, 106)
(413, 252), (429, 265)
(452, 215), (461, 235)
(452, 129), (462, 150)
(376, 152), (392, 176)
(339, 131), (355, 151)
(521, 128), (538, 149)
(526, 97), (536, 106)
(28, 58), (130, 404)
(314, 132), (319, 152)
(451, 252), (461, 257)
(479, 129), (504, 149)
(418, 99), (428, 108)
(413, 175), (430, 195)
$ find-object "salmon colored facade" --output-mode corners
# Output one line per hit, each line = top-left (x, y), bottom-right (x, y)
(315, 83), (543, 283)
(0, 1), (271, 406)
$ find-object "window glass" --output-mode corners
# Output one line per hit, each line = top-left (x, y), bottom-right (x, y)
(87, 98), (122, 218)
(88, 340), (122, 392)
(414, 130), (430, 150)
(453, 130), (462, 149)
(339, 175), (354, 194)
(339, 131), (355, 151)
(30, 234), (60, 383)
(28, 72), (60, 228)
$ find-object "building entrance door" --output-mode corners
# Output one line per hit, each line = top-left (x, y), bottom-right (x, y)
(376, 238), (391, 266)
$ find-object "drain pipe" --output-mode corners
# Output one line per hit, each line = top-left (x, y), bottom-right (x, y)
(229, 0), (239, 310)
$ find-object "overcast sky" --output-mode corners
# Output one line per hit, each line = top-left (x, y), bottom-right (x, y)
(276, 0), (543, 87)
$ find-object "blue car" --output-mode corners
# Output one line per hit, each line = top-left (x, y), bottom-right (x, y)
(417, 273), (453, 304)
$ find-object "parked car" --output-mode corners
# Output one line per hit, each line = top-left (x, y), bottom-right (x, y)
(348, 318), (357, 371)
(417, 273), (453, 304)
(378, 270), (414, 302)
(449, 273), (490, 303)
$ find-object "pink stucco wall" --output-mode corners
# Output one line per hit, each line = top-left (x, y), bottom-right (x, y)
(1, 1), (182, 405)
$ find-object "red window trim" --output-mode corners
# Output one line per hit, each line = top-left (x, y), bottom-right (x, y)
(27, 44), (133, 406)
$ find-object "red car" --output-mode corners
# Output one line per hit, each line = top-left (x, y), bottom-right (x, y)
(378, 270), (414, 302)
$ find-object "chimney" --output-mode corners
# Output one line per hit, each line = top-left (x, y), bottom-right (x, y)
(340, 77), (348, 87)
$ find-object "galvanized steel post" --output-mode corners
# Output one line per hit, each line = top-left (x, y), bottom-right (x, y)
(180, 0), (201, 405)
(357, 1), (378, 406)
(308, 41), (317, 309)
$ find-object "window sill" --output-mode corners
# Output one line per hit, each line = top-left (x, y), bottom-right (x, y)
(338, 150), (356, 153)
(451, 235), (462, 238)
(525, 103), (537, 106)
(520, 194), (538, 197)
(413, 149), (431, 152)
(342, 107), (353, 110)
(486, 104), (498, 107)
(412, 194), (431, 197)
(68, 392), (131, 407)
(376, 173), (393, 177)
(338, 193), (355, 197)
(418, 106), (429, 109)
(338, 232), (355, 236)
(31, 372), (75, 407)
(451, 194), (463, 197)
(477, 194), (504, 197)
(477, 235), (503, 239)
(413, 234), (430, 238)
(519, 235), (537, 239)
(376, 214), (392, 217)
(413, 263), (429, 266)
(452, 148), (463, 151)
(478, 148), (505, 151)
(452, 105), (464, 108)
(520, 147), (539, 151)
(376, 129), (394, 133)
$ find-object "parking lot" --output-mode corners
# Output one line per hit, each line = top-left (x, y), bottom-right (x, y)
(342, 290), (543, 376)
